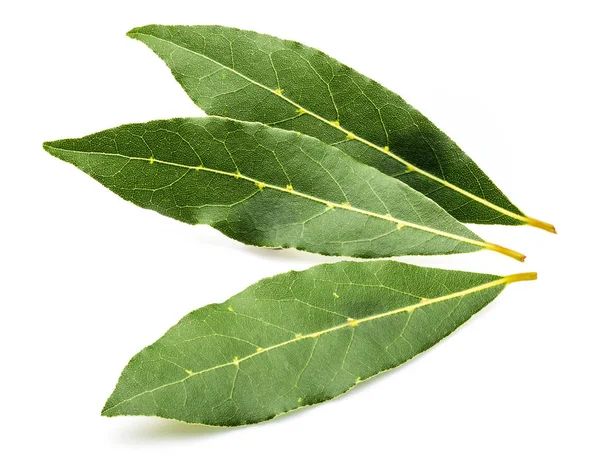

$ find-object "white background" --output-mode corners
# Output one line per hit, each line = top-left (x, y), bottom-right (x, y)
(1, 1), (598, 470)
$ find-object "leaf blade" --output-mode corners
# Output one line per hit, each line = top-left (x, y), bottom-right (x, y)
(127, 24), (554, 231)
(102, 261), (536, 425)
(44, 117), (523, 260)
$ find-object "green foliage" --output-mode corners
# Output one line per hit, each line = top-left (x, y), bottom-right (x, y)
(44, 117), (522, 260)
(102, 261), (535, 425)
(43, 26), (548, 428)
(127, 24), (552, 231)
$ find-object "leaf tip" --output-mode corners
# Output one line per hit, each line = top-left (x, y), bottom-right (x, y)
(42, 141), (59, 156)
(100, 403), (112, 417)
(126, 27), (141, 38)
(126, 26), (151, 39)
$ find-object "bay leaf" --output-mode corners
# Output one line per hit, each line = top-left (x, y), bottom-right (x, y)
(102, 261), (536, 426)
(44, 117), (523, 260)
(127, 24), (554, 231)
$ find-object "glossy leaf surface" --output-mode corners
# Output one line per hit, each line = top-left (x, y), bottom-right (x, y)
(102, 261), (536, 425)
(127, 24), (554, 231)
(44, 117), (522, 260)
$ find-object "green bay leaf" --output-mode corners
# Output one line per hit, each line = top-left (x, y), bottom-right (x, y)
(127, 24), (554, 231)
(44, 117), (523, 260)
(102, 261), (536, 426)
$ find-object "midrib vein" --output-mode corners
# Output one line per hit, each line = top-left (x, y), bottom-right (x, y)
(134, 32), (554, 232)
(102, 271), (536, 413)
(51, 146), (524, 260)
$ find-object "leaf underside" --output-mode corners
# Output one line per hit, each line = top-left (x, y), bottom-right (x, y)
(127, 24), (531, 226)
(44, 117), (504, 259)
(102, 261), (532, 426)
